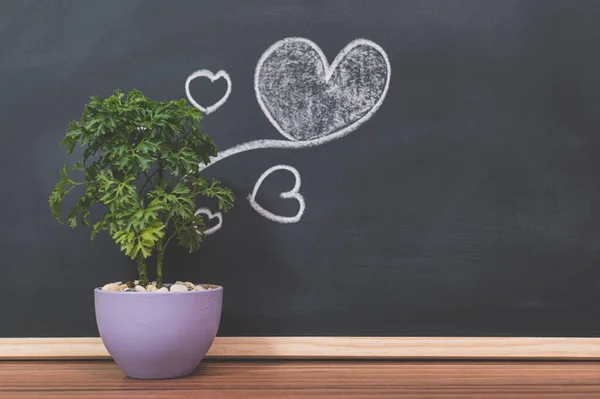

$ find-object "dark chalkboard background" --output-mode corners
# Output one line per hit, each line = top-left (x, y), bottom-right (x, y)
(2, 0), (600, 338)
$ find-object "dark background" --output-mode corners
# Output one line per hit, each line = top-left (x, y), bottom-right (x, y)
(1, 0), (600, 337)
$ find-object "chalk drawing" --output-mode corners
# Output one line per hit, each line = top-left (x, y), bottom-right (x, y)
(191, 38), (390, 227)
(194, 207), (223, 235)
(257, 37), (390, 141)
(247, 165), (305, 224)
(185, 69), (232, 115)
(199, 37), (391, 171)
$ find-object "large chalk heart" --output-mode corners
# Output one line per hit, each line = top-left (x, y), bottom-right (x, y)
(255, 38), (391, 143)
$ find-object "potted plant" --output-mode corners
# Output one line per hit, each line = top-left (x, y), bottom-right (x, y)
(49, 89), (235, 379)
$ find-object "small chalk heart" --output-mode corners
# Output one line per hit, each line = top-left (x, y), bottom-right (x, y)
(247, 164), (305, 224)
(194, 207), (223, 235)
(185, 69), (232, 115)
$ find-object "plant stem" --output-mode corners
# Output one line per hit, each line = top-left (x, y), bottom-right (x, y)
(156, 157), (165, 288)
(135, 255), (149, 287)
(139, 169), (158, 195)
(156, 242), (165, 288)
(157, 157), (164, 184)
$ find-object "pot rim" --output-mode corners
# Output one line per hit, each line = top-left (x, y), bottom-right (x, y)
(94, 284), (223, 294)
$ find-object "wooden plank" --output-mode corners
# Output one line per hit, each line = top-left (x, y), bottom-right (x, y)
(1, 337), (600, 359)
(1, 360), (600, 398)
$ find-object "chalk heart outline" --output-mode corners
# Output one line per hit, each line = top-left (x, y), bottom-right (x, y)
(185, 69), (232, 115)
(194, 207), (223, 235)
(247, 165), (305, 224)
(254, 37), (391, 144)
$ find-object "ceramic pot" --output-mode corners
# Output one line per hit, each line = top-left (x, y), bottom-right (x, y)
(94, 285), (223, 379)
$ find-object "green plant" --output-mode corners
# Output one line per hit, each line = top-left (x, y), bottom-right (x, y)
(49, 89), (235, 288)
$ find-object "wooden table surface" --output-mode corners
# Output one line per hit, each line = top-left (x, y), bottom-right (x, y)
(1, 360), (600, 398)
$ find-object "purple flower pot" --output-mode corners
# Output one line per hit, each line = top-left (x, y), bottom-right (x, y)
(94, 285), (223, 379)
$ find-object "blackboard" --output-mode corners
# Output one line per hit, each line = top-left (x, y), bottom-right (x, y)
(2, 0), (600, 340)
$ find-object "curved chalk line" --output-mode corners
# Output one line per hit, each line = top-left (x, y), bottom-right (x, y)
(247, 165), (305, 224)
(199, 138), (325, 171)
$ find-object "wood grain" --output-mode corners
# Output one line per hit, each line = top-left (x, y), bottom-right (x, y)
(2, 337), (600, 359)
(1, 360), (600, 398)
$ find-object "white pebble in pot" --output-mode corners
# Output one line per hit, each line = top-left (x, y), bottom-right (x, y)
(169, 284), (188, 292)
(156, 287), (169, 293)
(102, 283), (122, 292)
(134, 285), (146, 292)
